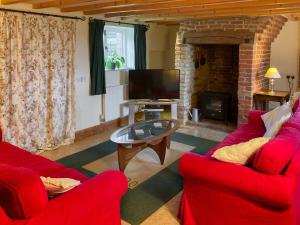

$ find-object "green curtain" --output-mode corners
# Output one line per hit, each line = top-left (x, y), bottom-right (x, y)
(134, 24), (148, 70)
(89, 19), (106, 95)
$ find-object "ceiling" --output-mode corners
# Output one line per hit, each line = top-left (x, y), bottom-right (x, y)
(1, 0), (300, 23)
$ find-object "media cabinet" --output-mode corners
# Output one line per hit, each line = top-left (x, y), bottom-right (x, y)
(128, 100), (178, 125)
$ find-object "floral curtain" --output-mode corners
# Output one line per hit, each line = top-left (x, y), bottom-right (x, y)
(0, 12), (76, 152)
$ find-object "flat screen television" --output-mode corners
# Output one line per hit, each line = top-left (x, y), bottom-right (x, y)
(128, 69), (180, 100)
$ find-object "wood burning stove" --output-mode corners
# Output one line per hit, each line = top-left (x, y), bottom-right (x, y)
(200, 91), (231, 124)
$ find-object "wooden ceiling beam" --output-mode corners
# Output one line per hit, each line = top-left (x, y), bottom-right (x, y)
(81, 0), (255, 14)
(99, 2), (300, 17)
(32, 0), (122, 9)
(2, 0), (300, 22)
(85, 0), (300, 15)
(1, 0), (32, 4)
(60, 0), (182, 12)
(139, 9), (300, 22)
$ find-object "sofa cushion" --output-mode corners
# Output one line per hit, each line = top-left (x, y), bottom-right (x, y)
(0, 163), (48, 219)
(261, 102), (291, 137)
(207, 124), (266, 156)
(284, 112), (300, 132)
(293, 99), (300, 113)
(253, 127), (300, 175)
(212, 137), (270, 165)
(0, 142), (88, 182)
(263, 114), (291, 138)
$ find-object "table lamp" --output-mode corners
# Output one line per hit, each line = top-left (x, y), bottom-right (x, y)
(264, 68), (281, 93)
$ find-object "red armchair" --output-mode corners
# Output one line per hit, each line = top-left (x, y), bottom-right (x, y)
(179, 109), (300, 225)
(0, 138), (127, 225)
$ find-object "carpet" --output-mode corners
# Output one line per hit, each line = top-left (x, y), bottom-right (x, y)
(56, 132), (218, 225)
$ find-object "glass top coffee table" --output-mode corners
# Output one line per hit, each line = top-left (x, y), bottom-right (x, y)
(110, 119), (179, 172)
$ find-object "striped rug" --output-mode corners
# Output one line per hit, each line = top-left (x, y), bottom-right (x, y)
(56, 132), (218, 225)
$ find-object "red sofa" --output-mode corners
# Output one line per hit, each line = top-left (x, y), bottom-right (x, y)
(179, 100), (300, 225)
(0, 141), (127, 225)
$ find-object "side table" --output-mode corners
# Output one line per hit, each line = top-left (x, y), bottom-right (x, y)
(253, 90), (290, 111)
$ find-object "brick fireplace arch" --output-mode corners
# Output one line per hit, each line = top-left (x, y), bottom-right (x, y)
(175, 16), (287, 125)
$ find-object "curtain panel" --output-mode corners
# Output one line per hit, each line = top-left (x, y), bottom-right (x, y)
(134, 24), (148, 70)
(0, 12), (76, 152)
(89, 19), (106, 95)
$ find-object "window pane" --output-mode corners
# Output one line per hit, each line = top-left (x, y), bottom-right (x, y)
(105, 29), (124, 57)
(104, 25), (135, 69)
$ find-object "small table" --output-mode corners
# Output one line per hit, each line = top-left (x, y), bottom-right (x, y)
(110, 119), (179, 172)
(253, 90), (290, 111)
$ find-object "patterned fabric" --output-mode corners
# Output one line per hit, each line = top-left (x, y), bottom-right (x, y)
(0, 12), (76, 152)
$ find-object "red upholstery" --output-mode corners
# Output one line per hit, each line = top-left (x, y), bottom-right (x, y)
(0, 141), (127, 225)
(179, 109), (300, 225)
(253, 127), (300, 175)
(247, 110), (266, 127)
(0, 163), (48, 219)
(293, 99), (300, 113)
(285, 112), (300, 131)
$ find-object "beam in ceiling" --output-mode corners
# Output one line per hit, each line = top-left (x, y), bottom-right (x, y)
(86, 0), (300, 15)
(1, 0), (32, 4)
(136, 8), (299, 22)
(60, 0), (255, 12)
(35, 0), (174, 10)
(97, 2), (300, 17)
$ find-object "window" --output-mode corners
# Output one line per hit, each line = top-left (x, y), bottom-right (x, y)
(104, 25), (135, 69)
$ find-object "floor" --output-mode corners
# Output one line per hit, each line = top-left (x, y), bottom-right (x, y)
(40, 122), (229, 225)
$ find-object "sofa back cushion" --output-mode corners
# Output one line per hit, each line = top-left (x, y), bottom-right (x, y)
(284, 112), (300, 132)
(253, 127), (300, 175)
(293, 99), (300, 113)
(0, 163), (48, 219)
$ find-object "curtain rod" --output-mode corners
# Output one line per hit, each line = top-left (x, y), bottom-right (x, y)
(0, 8), (86, 21)
(89, 18), (149, 28)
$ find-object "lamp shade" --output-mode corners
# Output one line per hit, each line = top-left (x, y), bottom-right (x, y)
(264, 68), (281, 79)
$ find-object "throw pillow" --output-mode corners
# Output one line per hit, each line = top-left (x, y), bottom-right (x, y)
(40, 177), (81, 195)
(261, 102), (292, 136)
(263, 113), (291, 138)
(212, 137), (270, 165)
(253, 127), (300, 175)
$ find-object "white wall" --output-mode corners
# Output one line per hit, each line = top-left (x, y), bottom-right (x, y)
(74, 20), (101, 130)
(271, 21), (300, 92)
(146, 24), (179, 69)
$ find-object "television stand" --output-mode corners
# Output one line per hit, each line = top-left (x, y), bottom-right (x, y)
(128, 100), (178, 125)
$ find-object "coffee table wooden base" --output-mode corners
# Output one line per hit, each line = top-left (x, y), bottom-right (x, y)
(118, 136), (168, 172)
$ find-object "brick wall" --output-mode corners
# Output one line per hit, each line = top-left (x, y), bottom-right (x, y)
(175, 16), (287, 124)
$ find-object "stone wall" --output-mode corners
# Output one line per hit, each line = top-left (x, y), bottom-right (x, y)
(175, 16), (287, 124)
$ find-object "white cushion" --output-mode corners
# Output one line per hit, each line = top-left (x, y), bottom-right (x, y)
(263, 113), (291, 138)
(261, 102), (292, 137)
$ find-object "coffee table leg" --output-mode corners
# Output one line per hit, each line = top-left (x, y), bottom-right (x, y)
(167, 135), (171, 149)
(117, 144), (145, 172)
(117, 145), (127, 172)
(149, 137), (167, 165)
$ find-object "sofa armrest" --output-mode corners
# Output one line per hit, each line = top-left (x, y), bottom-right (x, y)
(180, 153), (293, 208)
(26, 170), (127, 225)
(0, 207), (11, 225)
(248, 110), (266, 128)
